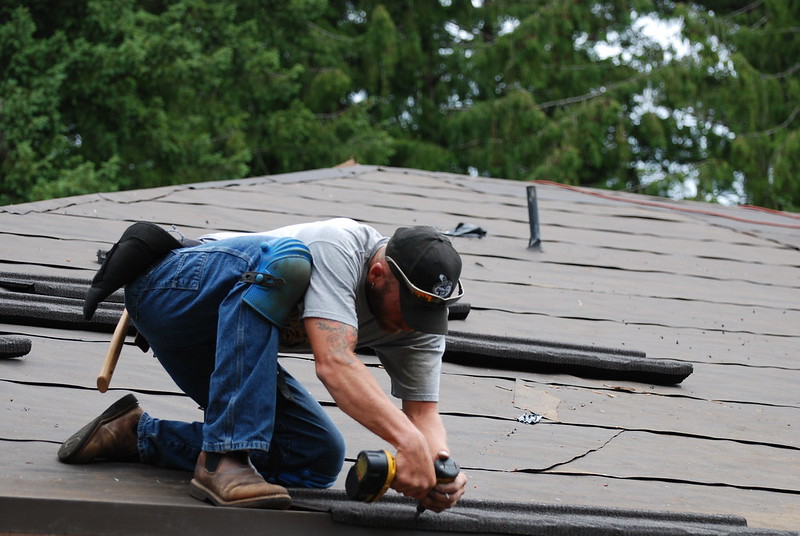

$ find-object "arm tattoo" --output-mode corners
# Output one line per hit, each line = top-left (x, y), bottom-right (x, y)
(314, 320), (358, 365)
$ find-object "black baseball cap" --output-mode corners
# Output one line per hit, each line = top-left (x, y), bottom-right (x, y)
(385, 226), (464, 335)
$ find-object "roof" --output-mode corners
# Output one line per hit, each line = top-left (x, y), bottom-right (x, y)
(1, 165), (798, 534)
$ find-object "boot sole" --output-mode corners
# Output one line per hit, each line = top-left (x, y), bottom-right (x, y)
(189, 479), (292, 510)
(58, 393), (139, 463)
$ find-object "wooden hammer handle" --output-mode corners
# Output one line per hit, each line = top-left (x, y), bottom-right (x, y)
(97, 308), (130, 393)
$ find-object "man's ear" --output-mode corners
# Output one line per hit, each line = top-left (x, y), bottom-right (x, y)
(367, 258), (389, 287)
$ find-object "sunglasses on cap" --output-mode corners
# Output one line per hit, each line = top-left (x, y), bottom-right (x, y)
(385, 256), (465, 305)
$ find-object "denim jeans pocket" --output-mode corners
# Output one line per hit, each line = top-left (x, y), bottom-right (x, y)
(161, 251), (208, 291)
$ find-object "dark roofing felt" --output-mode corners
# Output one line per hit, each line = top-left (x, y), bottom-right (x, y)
(1, 165), (799, 534)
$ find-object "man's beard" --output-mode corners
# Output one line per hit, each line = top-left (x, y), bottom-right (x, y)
(366, 281), (398, 334)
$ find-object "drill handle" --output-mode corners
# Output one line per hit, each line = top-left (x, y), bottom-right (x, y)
(433, 456), (460, 484)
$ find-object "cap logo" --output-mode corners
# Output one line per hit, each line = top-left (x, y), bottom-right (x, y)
(432, 274), (453, 298)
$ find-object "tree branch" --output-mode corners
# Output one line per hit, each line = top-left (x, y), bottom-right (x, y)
(739, 104), (800, 137)
(727, 0), (764, 19)
(305, 21), (354, 42)
(763, 62), (800, 79)
(535, 69), (655, 110)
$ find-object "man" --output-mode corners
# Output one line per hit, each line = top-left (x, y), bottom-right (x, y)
(59, 218), (468, 512)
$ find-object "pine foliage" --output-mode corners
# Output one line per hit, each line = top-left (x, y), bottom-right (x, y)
(1, 1), (797, 210)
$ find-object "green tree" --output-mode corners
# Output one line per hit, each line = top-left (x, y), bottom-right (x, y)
(1, 2), (254, 203)
(678, 1), (800, 209)
(2, 1), (798, 210)
(438, 1), (797, 209)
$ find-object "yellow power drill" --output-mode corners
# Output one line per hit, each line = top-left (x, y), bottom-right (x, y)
(345, 449), (460, 512)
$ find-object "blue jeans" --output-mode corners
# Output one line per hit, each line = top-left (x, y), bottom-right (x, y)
(124, 235), (345, 488)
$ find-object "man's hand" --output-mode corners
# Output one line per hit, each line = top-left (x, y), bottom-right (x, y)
(415, 451), (467, 513)
(391, 435), (437, 500)
(417, 469), (467, 513)
(401, 402), (466, 511)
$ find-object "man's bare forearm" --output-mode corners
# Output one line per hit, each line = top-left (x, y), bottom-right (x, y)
(403, 400), (449, 458)
(306, 318), (423, 449)
(305, 317), (437, 499)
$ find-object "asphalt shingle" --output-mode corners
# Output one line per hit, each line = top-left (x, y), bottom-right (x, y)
(1, 165), (798, 534)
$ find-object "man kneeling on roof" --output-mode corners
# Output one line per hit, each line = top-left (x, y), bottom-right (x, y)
(59, 218), (468, 511)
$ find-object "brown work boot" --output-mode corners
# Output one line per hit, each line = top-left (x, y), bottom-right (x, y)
(189, 451), (292, 509)
(58, 394), (142, 464)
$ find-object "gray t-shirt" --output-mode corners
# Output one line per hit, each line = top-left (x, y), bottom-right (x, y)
(202, 218), (444, 401)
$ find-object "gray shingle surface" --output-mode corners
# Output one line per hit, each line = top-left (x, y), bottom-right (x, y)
(1, 165), (798, 534)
